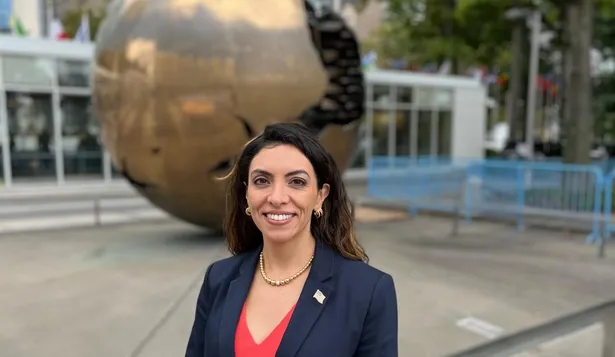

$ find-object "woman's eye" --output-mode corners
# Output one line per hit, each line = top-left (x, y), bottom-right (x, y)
(290, 178), (306, 186)
(254, 178), (268, 185)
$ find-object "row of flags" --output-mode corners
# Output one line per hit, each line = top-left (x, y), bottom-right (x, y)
(361, 51), (562, 95)
(471, 67), (561, 95)
(6, 13), (90, 43)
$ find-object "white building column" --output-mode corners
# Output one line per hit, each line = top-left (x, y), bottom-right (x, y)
(50, 60), (64, 185)
(103, 150), (112, 183)
(0, 57), (12, 187)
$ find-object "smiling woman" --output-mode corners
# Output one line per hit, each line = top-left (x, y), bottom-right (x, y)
(225, 123), (357, 258)
(185, 122), (399, 357)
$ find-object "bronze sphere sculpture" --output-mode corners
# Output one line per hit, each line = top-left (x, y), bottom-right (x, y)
(92, 0), (365, 229)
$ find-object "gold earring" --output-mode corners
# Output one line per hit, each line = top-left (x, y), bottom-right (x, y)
(245, 206), (252, 216)
(314, 208), (323, 218)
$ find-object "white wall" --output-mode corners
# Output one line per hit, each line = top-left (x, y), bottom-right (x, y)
(340, 3), (358, 30)
(452, 86), (487, 159)
(366, 69), (484, 90)
(13, 0), (44, 38)
(0, 34), (93, 58)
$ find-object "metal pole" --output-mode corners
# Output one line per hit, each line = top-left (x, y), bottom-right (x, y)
(451, 176), (465, 237)
(599, 235), (606, 259)
(0, 57), (12, 187)
(604, 310), (615, 357)
(525, 10), (542, 158)
(94, 199), (101, 226)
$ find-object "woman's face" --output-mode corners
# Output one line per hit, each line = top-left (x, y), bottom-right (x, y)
(246, 144), (329, 244)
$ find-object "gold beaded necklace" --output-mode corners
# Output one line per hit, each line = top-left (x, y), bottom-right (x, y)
(259, 252), (314, 287)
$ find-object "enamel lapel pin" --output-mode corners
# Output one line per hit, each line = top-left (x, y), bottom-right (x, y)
(313, 289), (326, 304)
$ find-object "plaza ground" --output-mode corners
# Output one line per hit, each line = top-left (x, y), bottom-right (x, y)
(1, 210), (614, 357)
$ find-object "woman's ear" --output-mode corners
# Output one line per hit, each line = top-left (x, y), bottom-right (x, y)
(316, 183), (330, 208)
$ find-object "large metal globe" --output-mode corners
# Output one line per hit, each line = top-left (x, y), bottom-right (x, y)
(92, 0), (365, 229)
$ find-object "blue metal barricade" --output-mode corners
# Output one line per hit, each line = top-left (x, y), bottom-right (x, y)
(464, 161), (604, 241)
(603, 170), (615, 239)
(367, 156), (605, 243)
(368, 156), (470, 214)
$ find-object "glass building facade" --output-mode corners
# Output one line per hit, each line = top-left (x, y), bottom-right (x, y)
(1, 54), (110, 186)
(0, 36), (112, 187)
(361, 80), (454, 167)
(0, 36), (486, 188)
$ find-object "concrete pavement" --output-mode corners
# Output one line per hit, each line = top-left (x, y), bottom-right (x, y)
(1, 213), (615, 357)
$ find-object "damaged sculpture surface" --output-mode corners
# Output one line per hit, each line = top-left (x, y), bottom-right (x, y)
(92, 0), (365, 229)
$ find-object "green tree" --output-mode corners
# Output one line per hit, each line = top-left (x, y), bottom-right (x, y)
(61, 6), (107, 40)
(593, 0), (615, 56)
(364, 0), (521, 73)
(590, 0), (615, 143)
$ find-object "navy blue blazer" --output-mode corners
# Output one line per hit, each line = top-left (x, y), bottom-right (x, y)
(185, 239), (398, 357)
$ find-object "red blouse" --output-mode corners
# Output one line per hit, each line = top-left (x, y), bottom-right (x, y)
(235, 302), (296, 357)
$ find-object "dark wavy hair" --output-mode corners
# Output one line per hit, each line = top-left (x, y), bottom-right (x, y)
(222, 122), (367, 262)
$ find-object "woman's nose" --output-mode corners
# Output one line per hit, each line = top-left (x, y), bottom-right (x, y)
(268, 183), (289, 205)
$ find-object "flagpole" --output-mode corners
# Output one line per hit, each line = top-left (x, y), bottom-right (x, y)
(41, 0), (55, 37)
(544, 83), (552, 140)
(536, 75), (544, 140)
(525, 10), (542, 157)
(50, 0), (56, 27)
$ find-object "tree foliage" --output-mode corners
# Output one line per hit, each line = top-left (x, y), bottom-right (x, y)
(591, 0), (615, 142)
(365, 0), (535, 73)
(61, 5), (108, 40)
(594, 0), (615, 58)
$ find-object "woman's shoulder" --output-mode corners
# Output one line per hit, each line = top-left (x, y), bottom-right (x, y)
(204, 250), (254, 287)
(333, 253), (395, 293)
(329, 253), (397, 316)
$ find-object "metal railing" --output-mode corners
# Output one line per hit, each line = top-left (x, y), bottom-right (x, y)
(603, 170), (615, 240)
(0, 193), (168, 233)
(368, 156), (611, 257)
(464, 160), (604, 241)
(445, 298), (615, 357)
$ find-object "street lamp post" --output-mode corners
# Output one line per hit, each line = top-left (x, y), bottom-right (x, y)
(525, 10), (542, 158)
(505, 7), (543, 159)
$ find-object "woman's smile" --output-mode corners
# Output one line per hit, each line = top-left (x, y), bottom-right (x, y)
(263, 211), (297, 225)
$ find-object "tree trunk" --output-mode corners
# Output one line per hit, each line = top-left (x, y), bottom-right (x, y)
(506, 18), (528, 142)
(559, 2), (571, 154)
(563, 0), (594, 164)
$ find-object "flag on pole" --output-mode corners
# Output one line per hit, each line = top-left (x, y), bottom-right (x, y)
(74, 12), (90, 43)
(49, 18), (69, 40)
(437, 60), (451, 75)
(361, 50), (377, 71)
(9, 15), (26, 36)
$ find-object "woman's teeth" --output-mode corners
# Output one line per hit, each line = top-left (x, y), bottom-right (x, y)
(267, 214), (293, 221)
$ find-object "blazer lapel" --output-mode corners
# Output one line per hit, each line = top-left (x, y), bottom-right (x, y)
(218, 247), (261, 357)
(276, 240), (336, 357)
